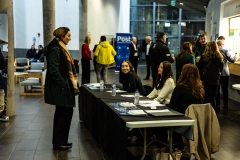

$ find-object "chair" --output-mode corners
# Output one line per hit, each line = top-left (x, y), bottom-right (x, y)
(14, 58), (30, 72)
(28, 62), (44, 72)
(18, 72), (44, 96)
(183, 103), (220, 160)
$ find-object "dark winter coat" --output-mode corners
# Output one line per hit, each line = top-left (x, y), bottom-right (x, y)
(44, 38), (75, 107)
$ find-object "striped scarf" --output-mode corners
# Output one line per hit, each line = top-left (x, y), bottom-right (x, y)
(57, 39), (80, 94)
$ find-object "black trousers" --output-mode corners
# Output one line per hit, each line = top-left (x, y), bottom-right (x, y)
(204, 85), (219, 108)
(215, 76), (229, 106)
(145, 55), (151, 78)
(130, 57), (138, 73)
(52, 106), (73, 147)
(81, 58), (90, 85)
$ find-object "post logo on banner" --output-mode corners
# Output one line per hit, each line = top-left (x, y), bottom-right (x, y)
(115, 33), (132, 72)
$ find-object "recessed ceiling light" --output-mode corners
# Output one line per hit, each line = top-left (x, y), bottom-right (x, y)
(180, 3), (183, 5)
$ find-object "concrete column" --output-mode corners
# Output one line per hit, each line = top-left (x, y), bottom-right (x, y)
(0, 0), (16, 116)
(42, 0), (55, 68)
(42, 0), (55, 46)
(79, 0), (88, 74)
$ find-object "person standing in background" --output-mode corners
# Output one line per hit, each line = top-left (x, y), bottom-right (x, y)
(193, 33), (207, 63)
(44, 27), (80, 150)
(149, 31), (174, 87)
(175, 42), (195, 81)
(0, 50), (7, 112)
(198, 41), (223, 109)
(128, 37), (140, 73)
(143, 36), (153, 80)
(81, 35), (92, 85)
(94, 36), (116, 83)
(215, 40), (238, 110)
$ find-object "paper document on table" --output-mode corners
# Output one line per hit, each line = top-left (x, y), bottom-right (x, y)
(128, 110), (146, 115)
(106, 90), (127, 93)
(119, 102), (136, 107)
(121, 95), (143, 97)
(139, 100), (165, 107)
(144, 109), (170, 113)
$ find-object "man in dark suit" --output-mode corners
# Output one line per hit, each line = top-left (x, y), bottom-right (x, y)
(144, 36), (153, 80)
(128, 37), (140, 73)
(149, 31), (174, 87)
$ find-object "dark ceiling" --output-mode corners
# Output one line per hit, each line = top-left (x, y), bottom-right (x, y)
(151, 0), (210, 14)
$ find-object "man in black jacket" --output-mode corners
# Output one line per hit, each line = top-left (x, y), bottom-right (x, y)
(149, 31), (174, 87)
(128, 37), (140, 73)
(0, 49), (7, 111)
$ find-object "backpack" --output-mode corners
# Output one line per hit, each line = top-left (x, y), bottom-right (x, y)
(202, 61), (221, 85)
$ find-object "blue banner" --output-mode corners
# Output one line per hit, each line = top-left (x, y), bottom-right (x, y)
(115, 33), (132, 71)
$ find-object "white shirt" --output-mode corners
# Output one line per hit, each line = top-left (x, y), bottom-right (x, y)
(146, 42), (151, 56)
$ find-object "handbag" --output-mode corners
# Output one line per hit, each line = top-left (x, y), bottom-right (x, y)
(153, 147), (182, 160)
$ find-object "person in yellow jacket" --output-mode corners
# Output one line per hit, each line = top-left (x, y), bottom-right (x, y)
(94, 36), (116, 83)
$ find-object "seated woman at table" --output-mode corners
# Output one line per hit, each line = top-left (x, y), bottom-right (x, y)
(119, 60), (146, 95)
(147, 61), (175, 104)
(169, 63), (204, 113)
(168, 64), (204, 150)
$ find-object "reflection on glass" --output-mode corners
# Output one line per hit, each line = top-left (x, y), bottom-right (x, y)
(155, 6), (179, 20)
(130, 21), (153, 39)
(130, 6), (153, 20)
(181, 22), (205, 36)
(167, 37), (179, 54)
(182, 10), (205, 20)
(155, 21), (179, 36)
(131, 0), (153, 5)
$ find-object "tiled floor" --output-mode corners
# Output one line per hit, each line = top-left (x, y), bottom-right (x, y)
(0, 65), (240, 160)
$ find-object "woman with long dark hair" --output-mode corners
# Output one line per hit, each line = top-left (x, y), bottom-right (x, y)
(119, 60), (146, 95)
(147, 61), (175, 104)
(169, 64), (204, 113)
(198, 41), (223, 109)
(176, 42), (195, 81)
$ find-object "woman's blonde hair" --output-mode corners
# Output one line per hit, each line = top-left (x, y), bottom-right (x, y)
(203, 41), (223, 62)
(84, 35), (91, 45)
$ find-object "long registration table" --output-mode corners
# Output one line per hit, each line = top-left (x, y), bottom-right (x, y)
(79, 85), (194, 160)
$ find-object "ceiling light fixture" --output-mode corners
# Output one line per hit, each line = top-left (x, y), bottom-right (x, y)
(180, 3), (183, 5)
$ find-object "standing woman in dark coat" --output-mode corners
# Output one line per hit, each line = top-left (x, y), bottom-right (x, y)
(198, 41), (223, 109)
(44, 27), (80, 150)
(81, 35), (92, 85)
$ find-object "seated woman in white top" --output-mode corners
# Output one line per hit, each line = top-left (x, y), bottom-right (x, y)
(147, 61), (175, 104)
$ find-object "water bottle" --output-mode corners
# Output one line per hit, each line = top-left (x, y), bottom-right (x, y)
(134, 89), (140, 105)
(111, 83), (116, 96)
(100, 80), (104, 91)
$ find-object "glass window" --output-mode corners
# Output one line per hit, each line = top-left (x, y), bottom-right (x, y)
(130, 21), (153, 39)
(167, 37), (179, 54)
(155, 21), (179, 36)
(180, 37), (198, 50)
(182, 10), (205, 20)
(130, 6), (153, 20)
(155, 6), (179, 20)
(130, 0), (153, 5)
(181, 21), (205, 36)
